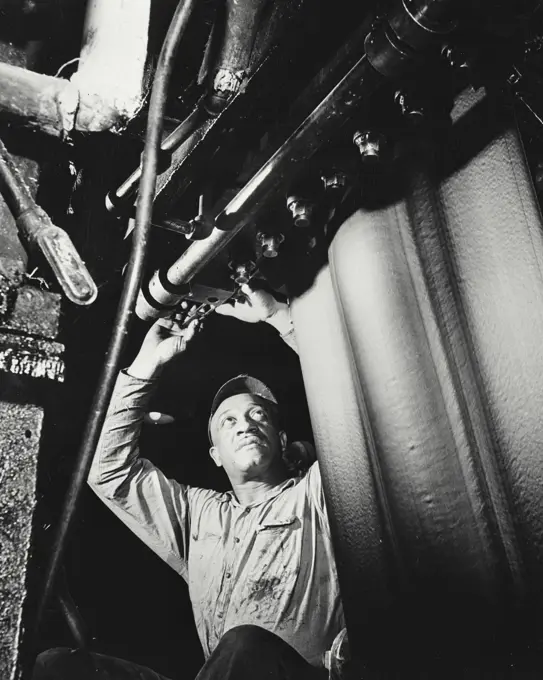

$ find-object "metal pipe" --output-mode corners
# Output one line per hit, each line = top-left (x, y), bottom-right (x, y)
(0, 62), (135, 138)
(0, 1), (150, 138)
(57, 567), (88, 650)
(0, 138), (98, 305)
(136, 0), (463, 322)
(34, 0), (199, 637)
(70, 0), (151, 129)
(135, 54), (383, 320)
(205, 0), (268, 113)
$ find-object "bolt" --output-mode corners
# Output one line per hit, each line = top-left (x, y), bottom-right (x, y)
(321, 171), (348, 191)
(286, 196), (314, 228)
(229, 261), (256, 285)
(257, 232), (285, 259)
(353, 131), (384, 161)
(394, 90), (425, 122)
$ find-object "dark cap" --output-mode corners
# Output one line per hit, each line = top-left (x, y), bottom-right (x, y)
(208, 374), (278, 442)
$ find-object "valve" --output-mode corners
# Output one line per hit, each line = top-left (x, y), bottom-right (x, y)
(286, 196), (315, 228)
(229, 260), (256, 285)
(256, 232), (285, 259)
(353, 130), (385, 161)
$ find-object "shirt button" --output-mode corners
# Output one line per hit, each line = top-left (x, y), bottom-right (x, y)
(226, 572), (231, 579)
(235, 537), (240, 543)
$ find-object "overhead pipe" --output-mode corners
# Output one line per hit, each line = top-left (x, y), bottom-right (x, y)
(106, 0), (270, 215)
(204, 0), (269, 114)
(136, 0), (464, 321)
(0, 0), (151, 138)
(34, 0), (199, 637)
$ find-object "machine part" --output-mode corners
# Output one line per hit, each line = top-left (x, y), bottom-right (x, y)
(69, 0), (151, 131)
(34, 0), (198, 637)
(291, 86), (543, 672)
(0, 398), (44, 680)
(256, 232), (285, 258)
(365, 0), (457, 79)
(229, 260), (256, 285)
(157, 217), (195, 236)
(185, 283), (234, 306)
(0, 283), (63, 378)
(204, 0), (268, 114)
(0, 334), (64, 381)
(106, 106), (204, 214)
(0, 39), (41, 285)
(151, 0), (304, 215)
(0, 138), (98, 306)
(394, 89), (427, 122)
(353, 130), (385, 160)
(135, 0), (459, 322)
(0, 61), (146, 138)
(286, 195), (315, 228)
(321, 171), (348, 191)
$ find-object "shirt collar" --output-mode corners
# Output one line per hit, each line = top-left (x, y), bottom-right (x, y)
(222, 476), (297, 508)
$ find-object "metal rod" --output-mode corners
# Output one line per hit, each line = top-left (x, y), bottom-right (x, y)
(34, 0), (199, 636)
(106, 105), (204, 213)
(0, 138), (35, 216)
(0, 138), (98, 305)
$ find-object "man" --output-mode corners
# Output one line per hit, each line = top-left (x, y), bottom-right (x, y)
(34, 285), (345, 680)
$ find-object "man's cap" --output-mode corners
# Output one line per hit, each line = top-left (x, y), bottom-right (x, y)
(208, 374), (278, 442)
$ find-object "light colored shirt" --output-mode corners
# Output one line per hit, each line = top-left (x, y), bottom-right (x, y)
(88, 371), (344, 667)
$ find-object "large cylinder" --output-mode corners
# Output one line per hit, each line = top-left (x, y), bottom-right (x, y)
(291, 87), (543, 674)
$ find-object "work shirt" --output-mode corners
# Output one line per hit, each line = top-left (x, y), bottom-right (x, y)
(88, 371), (345, 667)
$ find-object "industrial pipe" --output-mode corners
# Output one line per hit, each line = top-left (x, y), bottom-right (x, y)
(136, 0), (463, 321)
(0, 0), (151, 138)
(134, 55), (383, 320)
(107, 0), (270, 215)
(205, 0), (268, 114)
(34, 0), (199, 637)
(70, 0), (152, 129)
(0, 138), (97, 305)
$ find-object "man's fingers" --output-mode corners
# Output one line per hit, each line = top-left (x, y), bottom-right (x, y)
(240, 283), (254, 297)
(183, 318), (199, 343)
(215, 302), (237, 317)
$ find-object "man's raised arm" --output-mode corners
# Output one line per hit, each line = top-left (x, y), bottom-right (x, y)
(87, 318), (200, 580)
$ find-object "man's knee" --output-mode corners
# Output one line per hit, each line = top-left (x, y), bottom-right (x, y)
(218, 625), (286, 654)
(32, 648), (75, 679)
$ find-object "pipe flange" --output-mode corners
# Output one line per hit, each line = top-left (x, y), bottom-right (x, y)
(389, 0), (458, 52)
(213, 68), (244, 97)
(364, 22), (416, 80)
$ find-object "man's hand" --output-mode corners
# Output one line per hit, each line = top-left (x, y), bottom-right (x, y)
(128, 316), (199, 381)
(216, 284), (292, 335)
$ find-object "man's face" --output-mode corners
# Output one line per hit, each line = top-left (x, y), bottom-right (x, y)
(209, 393), (285, 482)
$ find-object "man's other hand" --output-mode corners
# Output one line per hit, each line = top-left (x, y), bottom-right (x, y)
(128, 317), (199, 380)
(216, 284), (293, 336)
(216, 284), (286, 325)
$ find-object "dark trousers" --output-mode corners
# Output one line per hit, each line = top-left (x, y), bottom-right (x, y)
(33, 624), (328, 680)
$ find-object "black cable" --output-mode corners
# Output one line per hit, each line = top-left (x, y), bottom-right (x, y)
(34, 0), (198, 636)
